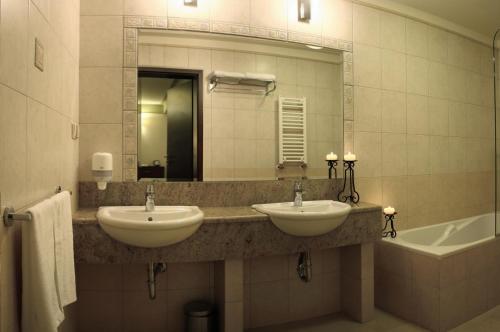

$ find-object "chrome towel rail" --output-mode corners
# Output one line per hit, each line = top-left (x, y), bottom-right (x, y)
(2, 186), (72, 227)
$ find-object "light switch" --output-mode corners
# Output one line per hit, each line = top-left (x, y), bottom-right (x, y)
(34, 38), (44, 72)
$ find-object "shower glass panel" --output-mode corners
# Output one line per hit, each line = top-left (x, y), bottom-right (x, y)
(495, 30), (500, 235)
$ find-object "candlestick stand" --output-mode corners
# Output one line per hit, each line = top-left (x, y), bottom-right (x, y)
(326, 160), (338, 179)
(382, 212), (397, 238)
(337, 160), (360, 204)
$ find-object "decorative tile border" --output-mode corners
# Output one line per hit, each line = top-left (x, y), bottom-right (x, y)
(124, 16), (168, 29)
(250, 27), (287, 41)
(287, 30), (322, 46)
(120, 15), (356, 181)
(168, 17), (210, 32)
(210, 22), (251, 36)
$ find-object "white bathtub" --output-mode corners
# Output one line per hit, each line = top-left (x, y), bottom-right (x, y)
(382, 213), (495, 257)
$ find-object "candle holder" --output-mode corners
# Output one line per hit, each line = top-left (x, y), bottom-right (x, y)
(337, 160), (360, 204)
(382, 212), (397, 238)
(326, 160), (338, 179)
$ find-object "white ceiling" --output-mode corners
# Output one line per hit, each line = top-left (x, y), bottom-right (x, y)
(389, 0), (500, 38)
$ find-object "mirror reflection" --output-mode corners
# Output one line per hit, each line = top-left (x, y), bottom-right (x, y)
(138, 70), (202, 181)
(137, 32), (343, 182)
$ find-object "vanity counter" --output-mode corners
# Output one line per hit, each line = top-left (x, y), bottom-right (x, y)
(73, 203), (382, 263)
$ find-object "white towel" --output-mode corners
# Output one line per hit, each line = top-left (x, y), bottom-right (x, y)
(53, 191), (77, 308)
(209, 70), (245, 79)
(23, 198), (65, 332)
(244, 72), (276, 82)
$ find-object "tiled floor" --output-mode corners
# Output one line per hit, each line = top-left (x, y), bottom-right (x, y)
(249, 306), (500, 332)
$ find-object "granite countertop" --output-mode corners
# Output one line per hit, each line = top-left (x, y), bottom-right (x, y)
(73, 202), (380, 225)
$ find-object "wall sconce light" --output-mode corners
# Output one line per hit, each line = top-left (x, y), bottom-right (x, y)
(298, 0), (311, 22)
(184, 0), (197, 6)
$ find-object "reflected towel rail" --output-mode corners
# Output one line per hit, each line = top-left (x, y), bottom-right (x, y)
(3, 186), (72, 227)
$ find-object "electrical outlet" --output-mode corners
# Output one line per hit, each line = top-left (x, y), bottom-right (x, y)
(34, 38), (44, 72)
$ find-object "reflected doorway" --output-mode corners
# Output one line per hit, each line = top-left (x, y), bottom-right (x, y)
(138, 69), (203, 181)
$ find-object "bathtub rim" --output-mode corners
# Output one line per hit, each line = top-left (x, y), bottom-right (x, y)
(380, 213), (495, 258)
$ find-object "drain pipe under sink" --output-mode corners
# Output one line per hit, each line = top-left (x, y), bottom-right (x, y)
(148, 262), (167, 299)
(297, 251), (312, 282)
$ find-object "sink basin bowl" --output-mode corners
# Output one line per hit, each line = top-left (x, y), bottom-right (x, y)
(252, 200), (351, 236)
(97, 206), (204, 248)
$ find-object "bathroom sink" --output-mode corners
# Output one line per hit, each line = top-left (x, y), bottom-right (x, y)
(252, 200), (351, 236)
(97, 206), (204, 248)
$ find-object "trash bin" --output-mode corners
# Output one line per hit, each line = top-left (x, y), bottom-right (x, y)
(184, 301), (214, 332)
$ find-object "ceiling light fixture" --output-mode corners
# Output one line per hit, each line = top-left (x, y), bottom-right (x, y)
(306, 45), (322, 50)
(298, 0), (311, 23)
(184, 0), (197, 7)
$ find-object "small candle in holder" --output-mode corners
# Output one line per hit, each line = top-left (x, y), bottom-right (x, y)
(344, 152), (356, 161)
(326, 152), (338, 161)
(384, 206), (396, 215)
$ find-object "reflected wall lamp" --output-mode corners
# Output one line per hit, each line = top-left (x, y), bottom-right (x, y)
(184, 0), (197, 7)
(298, 0), (311, 22)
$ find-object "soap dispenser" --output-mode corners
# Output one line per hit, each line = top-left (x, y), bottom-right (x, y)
(92, 152), (113, 190)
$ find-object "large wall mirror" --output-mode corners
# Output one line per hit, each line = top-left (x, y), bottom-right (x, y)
(137, 30), (343, 182)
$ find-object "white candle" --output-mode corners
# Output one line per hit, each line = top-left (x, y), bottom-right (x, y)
(384, 206), (396, 215)
(326, 152), (338, 161)
(344, 152), (356, 161)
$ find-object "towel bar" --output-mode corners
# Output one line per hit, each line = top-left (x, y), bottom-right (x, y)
(3, 186), (72, 227)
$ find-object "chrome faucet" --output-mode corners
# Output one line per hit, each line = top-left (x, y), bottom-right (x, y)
(145, 184), (155, 212)
(293, 181), (304, 207)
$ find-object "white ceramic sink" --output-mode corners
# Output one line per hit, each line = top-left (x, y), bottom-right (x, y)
(252, 200), (351, 236)
(97, 206), (204, 248)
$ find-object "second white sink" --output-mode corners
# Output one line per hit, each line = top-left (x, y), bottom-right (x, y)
(252, 200), (351, 236)
(97, 206), (204, 248)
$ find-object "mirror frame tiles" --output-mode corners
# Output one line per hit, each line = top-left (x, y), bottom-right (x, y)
(121, 16), (354, 182)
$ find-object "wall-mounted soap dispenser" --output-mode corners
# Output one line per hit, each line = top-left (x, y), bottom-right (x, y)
(92, 152), (112, 190)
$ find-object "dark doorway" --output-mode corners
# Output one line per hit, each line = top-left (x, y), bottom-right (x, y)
(138, 69), (203, 181)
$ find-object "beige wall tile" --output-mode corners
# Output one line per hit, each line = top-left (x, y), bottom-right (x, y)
(354, 86), (381, 132)
(354, 43), (382, 88)
(381, 49), (406, 92)
(81, 0), (123, 15)
(167, 262), (212, 290)
(354, 132), (382, 178)
(77, 291), (123, 332)
(406, 94), (429, 135)
(427, 26), (448, 63)
(0, 86), (27, 208)
(76, 264), (123, 291)
(322, 0), (352, 42)
(406, 55), (428, 96)
(123, 291), (168, 332)
(123, 264), (168, 291)
(428, 61), (448, 99)
(380, 12), (405, 52)
(124, 0), (167, 16)
(353, 4), (380, 47)
(407, 134), (430, 175)
(406, 19), (428, 58)
(80, 67), (122, 124)
(211, 0), (250, 25)
(381, 90), (406, 133)
(429, 135), (449, 174)
(381, 133), (407, 176)
(80, 16), (123, 67)
(249, 280), (289, 328)
(250, 0), (287, 31)
(428, 97), (448, 136)
(0, 0), (28, 93)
